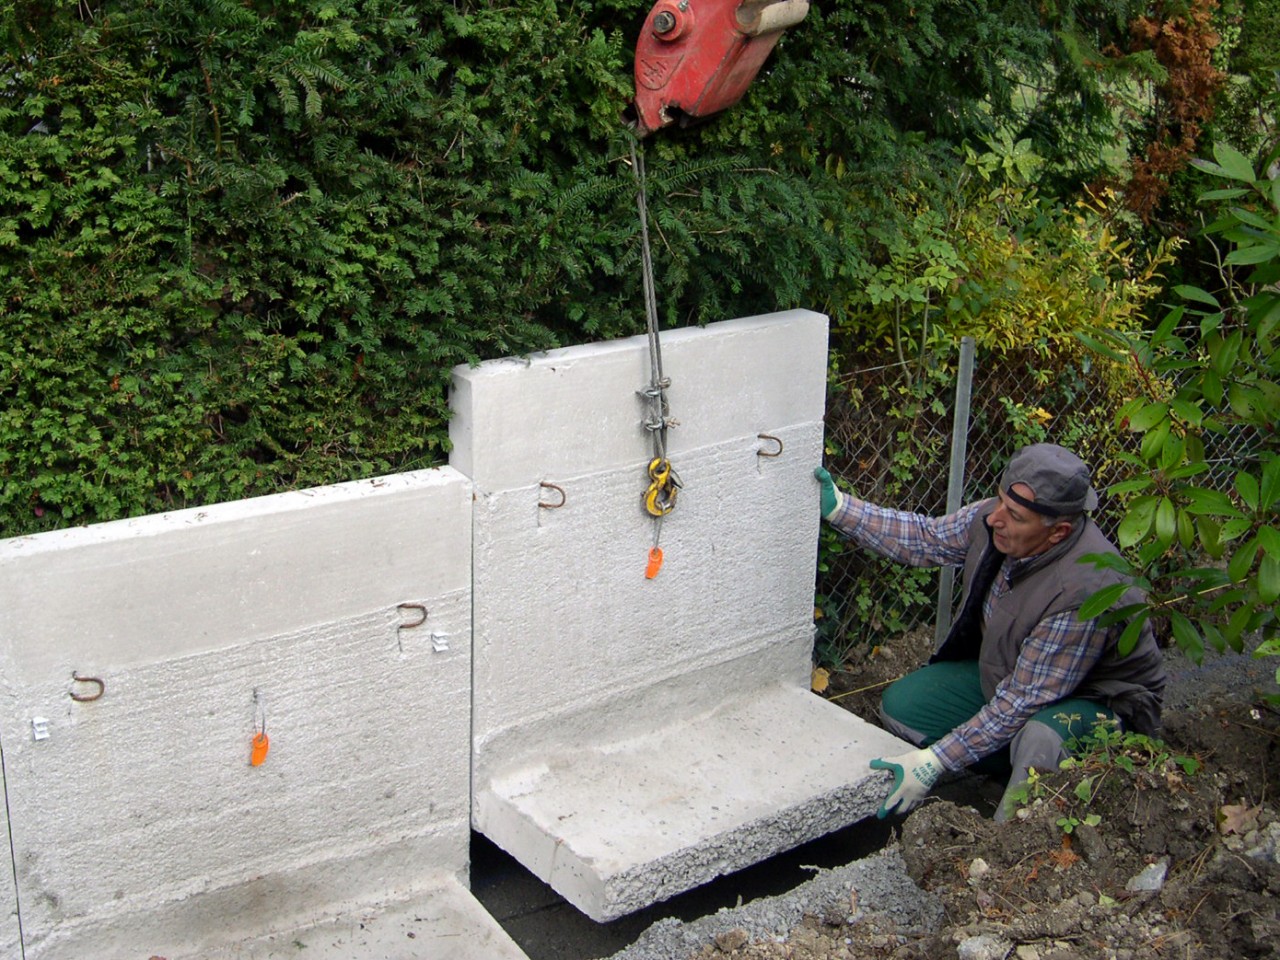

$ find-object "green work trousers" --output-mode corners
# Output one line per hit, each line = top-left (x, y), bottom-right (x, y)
(879, 660), (1116, 819)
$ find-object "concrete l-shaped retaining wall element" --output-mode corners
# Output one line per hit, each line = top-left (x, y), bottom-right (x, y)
(454, 310), (906, 921)
(0, 469), (527, 960)
(0, 309), (905, 957)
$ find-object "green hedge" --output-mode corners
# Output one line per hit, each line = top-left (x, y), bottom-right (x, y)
(1, 0), (1139, 534)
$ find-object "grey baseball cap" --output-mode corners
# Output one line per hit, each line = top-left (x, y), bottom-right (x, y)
(1000, 443), (1099, 516)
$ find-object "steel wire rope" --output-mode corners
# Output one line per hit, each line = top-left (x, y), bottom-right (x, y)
(630, 136), (671, 464)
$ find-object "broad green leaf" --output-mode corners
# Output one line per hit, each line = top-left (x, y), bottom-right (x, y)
(1228, 536), (1259, 583)
(1168, 611), (1204, 662)
(1225, 242), (1280, 266)
(1077, 552), (1136, 576)
(1198, 187), (1249, 201)
(1262, 457), (1280, 509)
(1228, 206), (1278, 231)
(1182, 487), (1240, 517)
(1221, 518), (1254, 542)
(1117, 615), (1146, 656)
(1253, 296), (1280, 341)
(1099, 602), (1149, 628)
(1140, 420), (1171, 462)
(1170, 397), (1203, 427)
(1228, 383), (1263, 421)
(1118, 497), (1158, 547)
(1074, 776), (1094, 803)
(1159, 433), (1184, 472)
(1173, 284), (1220, 308)
(1203, 368), (1224, 406)
(1154, 496), (1177, 544)
(1259, 554), (1280, 605)
(1210, 330), (1243, 377)
(1202, 621), (1225, 655)
(1259, 525), (1280, 558)
(1226, 605), (1253, 649)
(1178, 508), (1195, 550)
(1186, 433), (1206, 464)
(1152, 307), (1185, 343)
(1237, 471), (1260, 510)
(1074, 330), (1127, 363)
(1196, 515), (1225, 559)
(1212, 142), (1258, 182)
(1078, 582), (1129, 621)
(1166, 463), (1209, 481)
(1125, 401), (1168, 432)
(1108, 477), (1154, 496)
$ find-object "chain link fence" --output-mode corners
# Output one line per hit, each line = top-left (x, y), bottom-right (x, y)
(814, 336), (1164, 666)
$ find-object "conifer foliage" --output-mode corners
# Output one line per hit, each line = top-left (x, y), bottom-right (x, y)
(0, 0), (1205, 532)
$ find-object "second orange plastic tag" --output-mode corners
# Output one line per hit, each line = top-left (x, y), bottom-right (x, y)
(250, 732), (270, 766)
(644, 546), (664, 579)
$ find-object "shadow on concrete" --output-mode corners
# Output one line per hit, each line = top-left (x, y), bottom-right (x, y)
(470, 818), (894, 960)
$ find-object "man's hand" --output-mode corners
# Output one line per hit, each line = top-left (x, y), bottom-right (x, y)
(870, 747), (942, 819)
(814, 466), (843, 519)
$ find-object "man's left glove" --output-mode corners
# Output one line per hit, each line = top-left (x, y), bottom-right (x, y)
(870, 747), (942, 819)
(814, 466), (844, 520)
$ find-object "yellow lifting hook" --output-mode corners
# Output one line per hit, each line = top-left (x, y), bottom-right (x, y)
(643, 456), (681, 517)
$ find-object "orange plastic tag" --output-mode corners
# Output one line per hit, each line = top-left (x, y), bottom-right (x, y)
(645, 546), (664, 579)
(250, 732), (270, 767)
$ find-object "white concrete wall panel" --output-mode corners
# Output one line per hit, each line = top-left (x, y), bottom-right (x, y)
(0, 469), (476, 958)
(456, 310), (910, 920)
(0, 769), (17, 958)
(454, 311), (829, 774)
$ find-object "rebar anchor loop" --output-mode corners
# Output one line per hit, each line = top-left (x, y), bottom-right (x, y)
(757, 433), (784, 458)
(69, 673), (105, 702)
(538, 482), (567, 509)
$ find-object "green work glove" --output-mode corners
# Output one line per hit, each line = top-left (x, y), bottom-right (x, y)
(870, 747), (942, 819)
(814, 466), (843, 520)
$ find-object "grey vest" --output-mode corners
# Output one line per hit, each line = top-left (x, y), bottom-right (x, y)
(933, 499), (1167, 735)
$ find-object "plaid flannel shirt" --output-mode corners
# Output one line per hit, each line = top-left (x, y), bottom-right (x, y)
(827, 495), (1112, 771)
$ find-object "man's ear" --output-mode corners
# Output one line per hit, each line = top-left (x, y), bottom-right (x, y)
(1047, 520), (1073, 545)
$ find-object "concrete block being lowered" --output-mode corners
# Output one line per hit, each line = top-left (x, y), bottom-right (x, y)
(0, 469), (525, 960)
(451, 310), (907, 921)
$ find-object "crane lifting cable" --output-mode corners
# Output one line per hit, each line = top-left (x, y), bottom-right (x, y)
(631, 138), (680, 518)
(626, 0), (809, 578)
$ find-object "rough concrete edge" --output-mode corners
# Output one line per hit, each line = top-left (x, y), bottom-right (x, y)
(602, 846), (943, 960)
(592, 783), (890, 921)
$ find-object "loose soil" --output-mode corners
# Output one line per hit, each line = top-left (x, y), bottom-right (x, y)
(688, 631), (1280, 960)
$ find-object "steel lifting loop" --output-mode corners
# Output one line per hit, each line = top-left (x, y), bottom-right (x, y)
(757, 433), (784, 458)
(397, 603), (428, 629)
(538, 482), (567, 509)
(643, 457), (681, 517)
(69, 673), (105, 702)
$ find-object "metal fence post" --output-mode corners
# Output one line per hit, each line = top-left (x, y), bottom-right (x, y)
(934, 336), (976, 645)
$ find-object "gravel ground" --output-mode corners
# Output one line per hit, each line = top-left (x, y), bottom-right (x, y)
(603, 848), (942, 960)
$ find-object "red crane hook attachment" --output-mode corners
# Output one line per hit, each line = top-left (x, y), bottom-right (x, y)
(629, 0), (810, 137)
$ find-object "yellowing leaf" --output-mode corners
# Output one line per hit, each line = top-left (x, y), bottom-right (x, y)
(811, 667), (830, 694)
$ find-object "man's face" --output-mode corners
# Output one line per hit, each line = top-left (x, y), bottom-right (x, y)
(987, 484), (1071, 559)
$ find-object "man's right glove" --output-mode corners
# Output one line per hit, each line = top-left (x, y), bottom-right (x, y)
(869, 747), (942, 819)
(814, 466), (844, 520)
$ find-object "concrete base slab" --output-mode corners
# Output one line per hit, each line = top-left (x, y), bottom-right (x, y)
(475, 684), (909, 921)
(192, 875), (530, 960)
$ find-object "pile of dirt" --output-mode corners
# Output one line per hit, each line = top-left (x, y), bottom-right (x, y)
(679, 631), (1280, 960)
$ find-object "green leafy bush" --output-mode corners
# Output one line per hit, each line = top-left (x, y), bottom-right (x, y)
(1079, 141), (1280, 695)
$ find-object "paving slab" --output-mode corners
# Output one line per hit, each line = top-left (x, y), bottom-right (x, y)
(474, 684), (908, 921)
